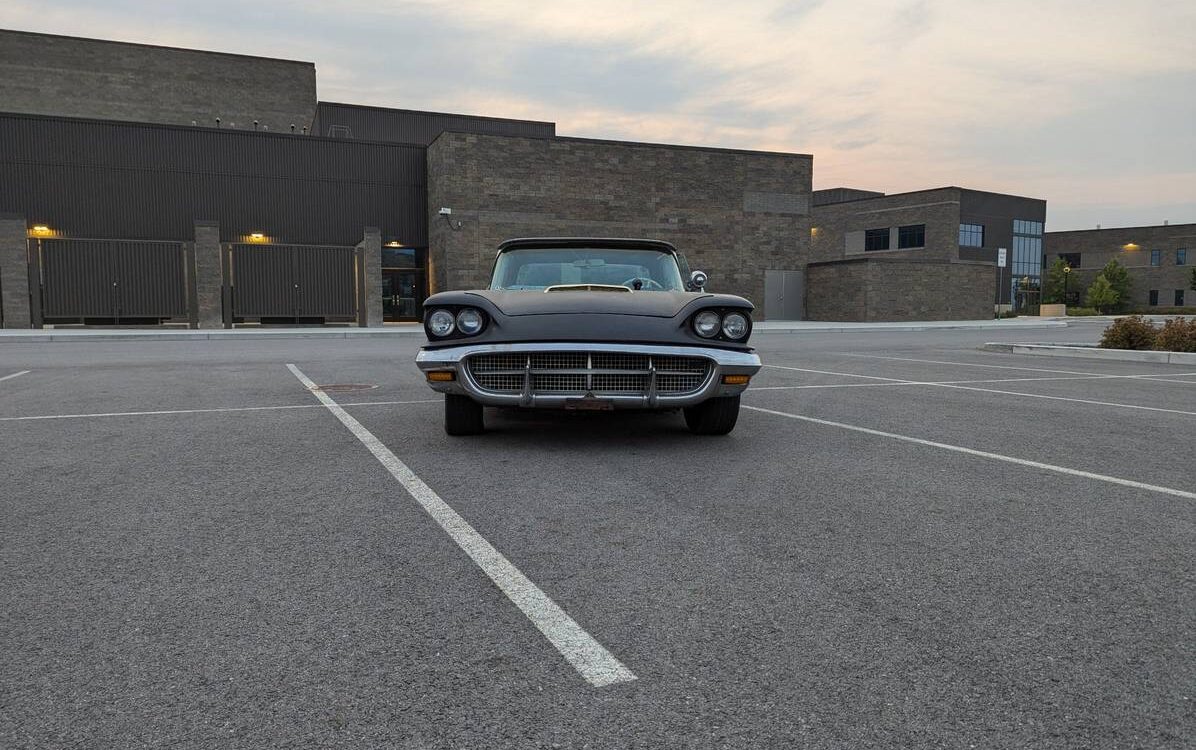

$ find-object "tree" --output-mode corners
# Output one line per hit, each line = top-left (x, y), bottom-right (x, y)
(1085, 274), (1119, 313)
(1043, 258), (1070, 304)
(1099, 259), (1132, 310)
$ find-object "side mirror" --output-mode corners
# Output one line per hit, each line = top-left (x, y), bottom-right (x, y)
(689, 270), (708, 291)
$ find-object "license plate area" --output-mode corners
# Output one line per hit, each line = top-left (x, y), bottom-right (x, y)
(564, 396), (615, 411)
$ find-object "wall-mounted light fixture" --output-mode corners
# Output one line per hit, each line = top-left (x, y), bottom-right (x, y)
(386, 241), (403, 248)
(29, 224), (52, 236)
(439, 207), (463, 231)
(249, 232), (267, 242)
(1123, 242), (1139, 251)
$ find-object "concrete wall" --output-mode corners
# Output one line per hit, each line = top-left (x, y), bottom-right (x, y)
(807, 258), (994, 322)
(0, 215), (31, 328)
(0, 30), (316, 132)
(1046, 224), (1196, 309)
(426, 133), (812, 314)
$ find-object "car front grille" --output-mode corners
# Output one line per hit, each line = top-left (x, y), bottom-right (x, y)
(466, 351), (711, 397)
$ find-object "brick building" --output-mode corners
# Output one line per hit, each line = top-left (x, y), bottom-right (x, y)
(1, 27), (1039, 327)
(1044, 224), (1195, 309)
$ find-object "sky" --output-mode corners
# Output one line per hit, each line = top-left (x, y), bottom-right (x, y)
(3, 0), (1194, 231)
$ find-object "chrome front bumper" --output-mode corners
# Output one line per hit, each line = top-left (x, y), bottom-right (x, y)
(415, 342), (762, 408)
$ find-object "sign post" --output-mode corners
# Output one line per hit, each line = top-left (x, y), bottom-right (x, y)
(996, 247), (1008, 317)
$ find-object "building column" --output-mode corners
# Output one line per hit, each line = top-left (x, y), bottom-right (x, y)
(0, 215), (32, 329)
(358, 227), (382, 327)
(193, 220), (222, 328)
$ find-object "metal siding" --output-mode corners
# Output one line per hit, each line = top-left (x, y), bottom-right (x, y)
(230, 243), (356, 318)
(313, 102), (555, 145)
(40, 238), (187, 318)
(0, 113), (427, 246)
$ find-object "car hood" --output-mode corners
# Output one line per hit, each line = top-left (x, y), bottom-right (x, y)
(464, 289), (709, 318)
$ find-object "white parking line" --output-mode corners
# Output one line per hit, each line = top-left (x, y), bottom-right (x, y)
(759, 365), (1196, 416)
(286, 364), (636, 688)
(743, 404), (1196, 500)
(837, 353), (1196, 383)
(750, 373), (1190, 391)
(0, 370), (30, 383)
(0, 399), (439, 422)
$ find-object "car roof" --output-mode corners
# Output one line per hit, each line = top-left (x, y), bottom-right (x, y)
(495, 237), (679, 255)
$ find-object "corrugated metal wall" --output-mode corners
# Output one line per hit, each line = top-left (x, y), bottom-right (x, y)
(229, 244), (356, 319)
(0, 113), (427, 246)
(39, 238), (188, 319)
(312, 102), (555, 145)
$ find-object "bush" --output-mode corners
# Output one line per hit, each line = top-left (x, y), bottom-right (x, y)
(1066, 307), (1101, 316)
(1085, 275), (1120, 313)
(1100, 316), (1158, 350)
(1154, 317), (1196, 353)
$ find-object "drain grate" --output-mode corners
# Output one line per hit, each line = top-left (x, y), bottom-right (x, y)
(310, 383), (378, 393)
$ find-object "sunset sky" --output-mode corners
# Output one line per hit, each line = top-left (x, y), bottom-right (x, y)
(3, 0), (1193, 231)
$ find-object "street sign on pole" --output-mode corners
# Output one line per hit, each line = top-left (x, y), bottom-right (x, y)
(995, 247), (1008, 317)
(997, 247), (1008, 268)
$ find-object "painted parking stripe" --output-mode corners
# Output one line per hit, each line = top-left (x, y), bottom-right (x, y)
(743, 404), (1196, 501)
(752, 372), (1196, 392)
(0, 370), (30, 383)
(838, 353), (1196, 383)
(286, 364), (636, 688)
(0, 399), (439, 422)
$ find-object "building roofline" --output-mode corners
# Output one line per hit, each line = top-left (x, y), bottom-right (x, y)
(0, 110), (428, 150)
(1045, 222), (1196, 235)
(811, 185), (1047, 207)
(0, 27), (314, 67)
(428, 129), (811, 158)
(317, 101), (556, 129)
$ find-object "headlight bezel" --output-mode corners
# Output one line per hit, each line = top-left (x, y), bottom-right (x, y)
(721, 312), (749, 340)
(427, 309), (456, 337)
(424, 305), (489, 340)
(693, 310), (721, 338)
(456, 308), (484, 335)
(689, 307), (753, 343)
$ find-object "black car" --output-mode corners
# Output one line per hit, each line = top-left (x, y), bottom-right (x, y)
(416, 238), (762, 435)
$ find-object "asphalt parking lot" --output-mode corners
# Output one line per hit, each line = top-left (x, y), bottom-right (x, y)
(2, 320), (1193, 749)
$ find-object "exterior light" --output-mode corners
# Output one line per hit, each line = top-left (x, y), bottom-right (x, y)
(386, 241), (403, 247)
(723, 374), (751, 385)
(1123, 242), (1138, 250)
(30, 225), (52, 236)
(1063, 266), (1071, 274)
(250, 233), (264, 239)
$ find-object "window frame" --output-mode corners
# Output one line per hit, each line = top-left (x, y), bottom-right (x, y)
(1177, 248), (1188, 266)
(897, 224), (926, 250)
(1148, 289), (1159, 306)
(958, 223), (984, 247)
(1150, 249), (1162, 267)
(864, 228), (891, 252)
(1176, 289), (1185, 307)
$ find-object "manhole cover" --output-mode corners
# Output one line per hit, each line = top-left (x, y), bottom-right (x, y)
(310, 383), (379, 393)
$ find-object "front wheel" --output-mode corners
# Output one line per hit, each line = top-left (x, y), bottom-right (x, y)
(445, 394), (485, 435)
(683, 396), (740, 435)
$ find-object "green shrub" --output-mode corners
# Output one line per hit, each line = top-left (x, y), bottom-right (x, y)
(1066, 307), (1100, 316)
(1154, 317), (1196, 353)
(1100, 316), (1158, 350)
(1085, 275), (1120, 313)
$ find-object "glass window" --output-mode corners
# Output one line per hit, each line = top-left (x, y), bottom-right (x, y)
(864, 228), (890, 251)
(1177, 248), (1187, 265)
(382, 247), (421, 268)
(490, 246), (685, 291)
(1013, 219), (1043, 236)
(1150, 249), (1162, 266)
(1058, 253), (1081, 268)
(897, 224), (925, 249)
(1176, 289), (1185, 306)
(959, 223), (984, 247)
(1149, 290), (1159, 306)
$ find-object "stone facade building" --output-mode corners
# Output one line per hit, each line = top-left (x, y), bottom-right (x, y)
(1045, 224), (1195, 309)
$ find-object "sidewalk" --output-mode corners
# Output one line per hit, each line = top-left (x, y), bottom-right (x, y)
(1, 318), (1068, 343)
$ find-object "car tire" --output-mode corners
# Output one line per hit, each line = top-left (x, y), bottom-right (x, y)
(444, 394), (485, 435)
(683, 395), (740, 435)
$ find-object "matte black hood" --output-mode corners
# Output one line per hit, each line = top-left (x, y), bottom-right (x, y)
(463, 290), (706, 318)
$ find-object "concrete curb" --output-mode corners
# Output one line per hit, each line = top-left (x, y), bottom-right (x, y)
(1, 319), (1072, 343)
(0, 328), (425, 343)
(982, 342), (1196, 365)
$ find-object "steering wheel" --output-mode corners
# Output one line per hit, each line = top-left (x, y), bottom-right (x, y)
(621, 277), (665, 291)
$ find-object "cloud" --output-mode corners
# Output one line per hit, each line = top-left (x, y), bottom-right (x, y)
(2, 0), (1193, 229)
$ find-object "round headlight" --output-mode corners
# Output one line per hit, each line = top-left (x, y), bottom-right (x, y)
(456, 308), (484, 335)
(427, 309), (455, 337)
(693, 310), (721, 338)
(722, 312), (749, 340)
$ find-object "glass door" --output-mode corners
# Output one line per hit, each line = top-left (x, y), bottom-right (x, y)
(382, 268), (424, 321)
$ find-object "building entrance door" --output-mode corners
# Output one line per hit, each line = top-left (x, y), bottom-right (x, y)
(382, 268), (423, 321)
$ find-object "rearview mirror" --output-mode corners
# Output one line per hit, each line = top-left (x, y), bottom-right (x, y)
(689, 270), (708, 291)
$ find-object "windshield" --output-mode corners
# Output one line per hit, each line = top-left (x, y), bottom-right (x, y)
(490, 247), (686, 291)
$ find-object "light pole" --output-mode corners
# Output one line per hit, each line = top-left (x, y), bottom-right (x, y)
(1063, 264), (1071, 304)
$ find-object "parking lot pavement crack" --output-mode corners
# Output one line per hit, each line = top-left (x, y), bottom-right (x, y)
(285, 363), (637, 688)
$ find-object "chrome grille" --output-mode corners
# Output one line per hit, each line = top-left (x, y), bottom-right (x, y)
(466, 351), (711, 398)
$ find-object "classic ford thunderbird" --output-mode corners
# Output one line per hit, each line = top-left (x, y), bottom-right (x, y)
(416, 238), (762, 435)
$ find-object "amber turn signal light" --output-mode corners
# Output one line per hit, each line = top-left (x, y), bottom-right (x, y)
(426, 371), (456, 382)
(722, 374), (751, 385)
